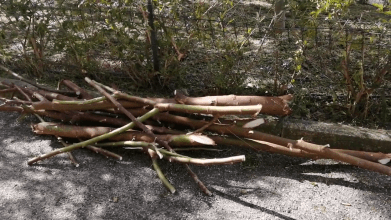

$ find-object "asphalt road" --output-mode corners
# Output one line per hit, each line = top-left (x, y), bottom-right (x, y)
(0, 106), (390, 219)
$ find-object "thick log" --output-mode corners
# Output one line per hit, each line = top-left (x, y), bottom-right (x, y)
(154, 103), (263, 116)
(293, 140), (391, 176)
(32, 100), (144, 111)
(32, 122), (214, 146)
(118, 93), (293, 116)
(28, 108), (160, 165)
(31, 89), (77, 101)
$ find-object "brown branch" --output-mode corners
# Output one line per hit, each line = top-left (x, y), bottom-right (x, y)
(34, 89), (77, 101)
(185, 164), (212, 196)
(292, 140), (391, 176)
(0, 64), (76, 96)
(116, 92), (292, 116)
(58, 138), (79, 167)
(154, 103), (263, 117)
(13, 85), (32, 101)
(58, 79), (94, 99)
(333, 149), (391, 164)
(174, 92), (293, 106)
(0, 88), (18, 96)
(27, 108), (159, 165)
(188, 115), (220, 134)
(84, 145), (122, 160)
(131, 110), (391, 169)
(22, 88), (47, 102)
(115, 92), (159, 106)
(32, 122), (214, 147)
(148, 149), (176, 193)
(170, 36), (186, 61)
(164, 154), (245, 166)
(32, 99), (144, 111)
(0, 98), (33, 105)
(0, 104), (24, 112)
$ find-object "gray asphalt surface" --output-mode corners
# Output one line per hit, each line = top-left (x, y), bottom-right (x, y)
(0, 109), (391, 220)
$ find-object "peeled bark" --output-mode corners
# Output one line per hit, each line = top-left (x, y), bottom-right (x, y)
(32, 121), (390, 165)
(333, 149), (391, 164)
(32, 89), (77, 101)
(130, 110), (391, 173)
(174, 93), (293, 106)
(293, 140), (391, 176)
(164, 154), (246, 166)
(155, 103), (263, 116)
(117, 92), (292, 116)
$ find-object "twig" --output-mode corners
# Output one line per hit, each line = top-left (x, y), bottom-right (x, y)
(96, 141), (152, 148)
(187, 114), (220, 134)
(148, 149), (176, 193)
(163, 154), (245, 166)
(0, 88), (18, 95)
(58, 79), (94, 99)
(58, 138), (80, 167)
(0, 64), (76, 96)
(173, 148), (224, 152)
(52, 96), (110, 105)
(0, 98), (32, 105)
(92, 81), (117, 93)
(185, 164), (212, 196)
(85, 145), (122, 160)
(13, 86), (32, 101)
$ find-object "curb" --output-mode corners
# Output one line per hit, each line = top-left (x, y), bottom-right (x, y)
(257, 118), (391, 153)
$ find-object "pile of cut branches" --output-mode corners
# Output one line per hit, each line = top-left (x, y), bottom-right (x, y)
(0, 65), (390, 195)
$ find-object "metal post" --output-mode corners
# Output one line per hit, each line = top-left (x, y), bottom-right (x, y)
(147, 0), (159, 72)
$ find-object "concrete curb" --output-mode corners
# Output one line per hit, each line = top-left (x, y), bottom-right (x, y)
(257, 118), (391, 153)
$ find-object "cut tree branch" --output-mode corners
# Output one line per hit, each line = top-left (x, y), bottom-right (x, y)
(27, 108), (159, 165)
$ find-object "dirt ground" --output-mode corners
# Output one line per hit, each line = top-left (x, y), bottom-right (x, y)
(0, 111), (390, 220)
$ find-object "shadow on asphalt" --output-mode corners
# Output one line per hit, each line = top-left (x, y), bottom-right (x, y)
(1, 111), (390, 219)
